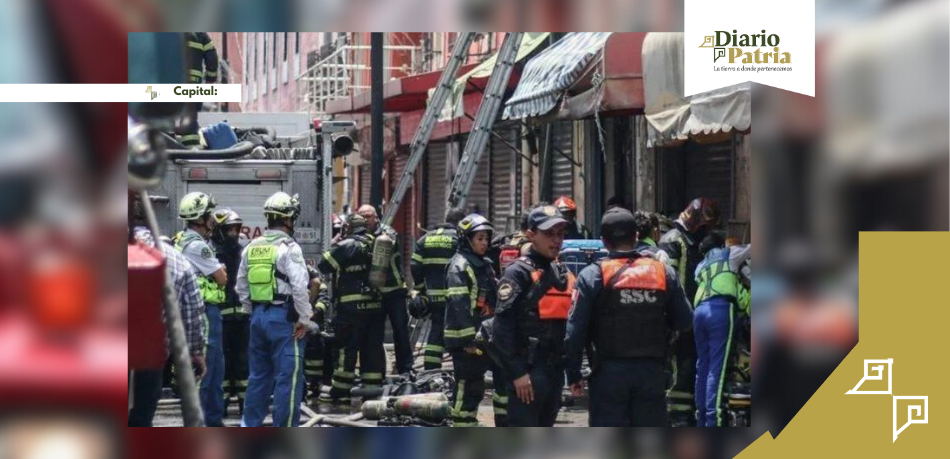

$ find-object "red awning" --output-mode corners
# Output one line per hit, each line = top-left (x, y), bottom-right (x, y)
(325, 63), (480, 115)
(549, 32), (647, 120)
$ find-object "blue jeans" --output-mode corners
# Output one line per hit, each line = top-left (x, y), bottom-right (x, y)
(199, 304), (225, 426)
(242, 304), (306, 427)
(589, 358), (668, 426)
(693, 299), (734, 427)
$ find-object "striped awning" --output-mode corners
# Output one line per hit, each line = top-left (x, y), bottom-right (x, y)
(502, 33), (612, 120)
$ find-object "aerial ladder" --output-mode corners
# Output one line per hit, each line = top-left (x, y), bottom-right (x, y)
(381, 32), (478, 225)
(445, 32), (524, 209)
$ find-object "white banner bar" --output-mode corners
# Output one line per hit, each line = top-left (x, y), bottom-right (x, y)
(0, 84), (242, 102)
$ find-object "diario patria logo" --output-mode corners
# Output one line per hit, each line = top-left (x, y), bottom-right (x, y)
(145, 85), (158, 100)
(699, 30), (791, 71)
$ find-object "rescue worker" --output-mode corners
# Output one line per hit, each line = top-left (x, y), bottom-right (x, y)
(310, 216), (344, 405)
(209, 208), (249, 416)
(659, 197), (721, 424)
(236, 192), (314, 427)
(179, 32), (219, 148)
(174, 191), (228, 427)
(304, 266), (331, 403)
(564, 208), (693, 426)
(444, 214), (508, 426)
(554, 196), (591, 240)
(358, 205), (413, 376)
(489, 208), (533, 273)
(318, 213), (385, 412)
(693, 234), (751, 427)
(633, 211), (671, 264)
(492, 204), (572, 426)
(410, 207), (465, 370)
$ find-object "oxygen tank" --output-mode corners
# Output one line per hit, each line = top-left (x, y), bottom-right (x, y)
(369, 231), (394, 289)
(361, 393), (450, 421)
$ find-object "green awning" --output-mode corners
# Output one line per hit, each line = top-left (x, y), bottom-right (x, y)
(429, 33), (550, 121)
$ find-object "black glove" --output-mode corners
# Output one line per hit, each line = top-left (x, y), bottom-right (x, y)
(408, 291), (430, 319)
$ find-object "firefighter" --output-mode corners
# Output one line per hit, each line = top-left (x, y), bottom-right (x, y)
(209, 208), (249, 416)
(236, 192), (314, 427)
(492, 205), (572, 427)
(488, 208), (533, 273)
(303, 265), (330, 403)
(310, 216), (344, 405)
(174, 191), (228, 427)
(693, 234), (751, 427)
(410, 207), (465, 370)
(358, 205), (413, 376)
(443, 214), (508, 426)
(179, 32), (219, 148)
(564, 208), (693, 426)
(554, 196), (591, 240)
(318, 213), (385, 413)
(659, 197), (720, 425)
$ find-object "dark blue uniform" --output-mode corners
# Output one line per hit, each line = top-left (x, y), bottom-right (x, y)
(493, 249), (570, 427)
(376, 223), (413, 375)
(564, 247), (692, 426)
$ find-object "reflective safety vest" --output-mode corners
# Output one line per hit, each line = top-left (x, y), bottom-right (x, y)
(695, 253), (749, 315)
(533, 270), (576, 320)
(174, 231), (226, 304)
(592, 257), (669, 359)
(245, 233), (292, 304)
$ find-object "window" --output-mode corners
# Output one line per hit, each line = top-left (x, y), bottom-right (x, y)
(283, 32), (288, 62)
(295, 32), (300, 54)
(262, 33), (267, 77)
(272, 32), (277, 68)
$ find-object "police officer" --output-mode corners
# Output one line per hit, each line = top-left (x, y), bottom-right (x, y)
(318, 213), (385, 412)
(554, 196), (591, 240)
(179, 32), (219, 148)
(174, 191), (228, 427)
(444, 214), (508, 426)
(410, 207), (465, 370)
(564, 208), (693, 426)
(659, 197), (721, 423)
(493, 204), (572, 427)
(236, 192), (314, 427)
(358, 205), (413, 375)
(693, 234), (751, 427)
(209, 208), (249, 416)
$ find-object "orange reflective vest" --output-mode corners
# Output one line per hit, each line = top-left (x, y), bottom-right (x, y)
(532, 269), (576, 320)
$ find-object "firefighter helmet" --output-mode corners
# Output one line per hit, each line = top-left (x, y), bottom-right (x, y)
(458, 213), (494, 253)
(212, 208), (243, 228)
(679, 197), (721, 233)
(263, 192), (301, 219)
(178, 192), (216, 221)
(554, 196), (578, 212)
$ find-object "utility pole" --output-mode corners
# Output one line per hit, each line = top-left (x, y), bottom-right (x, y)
(370, 33), (384, 208)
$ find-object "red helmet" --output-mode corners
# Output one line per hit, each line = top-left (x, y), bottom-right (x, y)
(679, 197), (721, 233)
(554, 196), (577, 212)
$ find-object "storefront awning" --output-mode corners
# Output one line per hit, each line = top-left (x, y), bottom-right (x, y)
(502, 33), (613, 120)
(431, 32), (550, 121)
(547, 32), (647, 120)
(643, 33), (751, 146)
